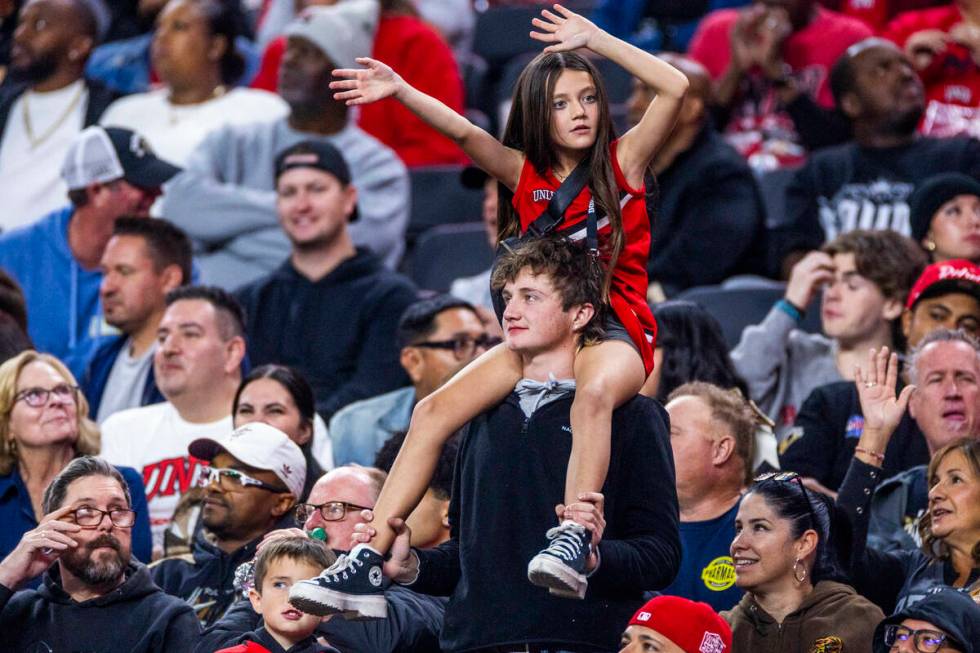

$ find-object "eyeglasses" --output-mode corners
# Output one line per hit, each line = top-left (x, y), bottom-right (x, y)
(294, 501), (370, 525)
(412, 334), (502, 359)
(197, 467), (287, 493)
(14, 383), (78, 407)
(69, 506), (137, 529)
(884, 625), (950, 653)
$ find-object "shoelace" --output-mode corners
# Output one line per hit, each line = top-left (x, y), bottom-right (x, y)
(320, 553), (364, 582)
(543, 525), (586, 562)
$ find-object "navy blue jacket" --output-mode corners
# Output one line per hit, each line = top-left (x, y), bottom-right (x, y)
(81, 335), (165, 418)
(410, 391), (681, 652)
(0, 464), (152, 570)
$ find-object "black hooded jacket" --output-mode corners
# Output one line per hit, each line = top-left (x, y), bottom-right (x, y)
(0, 560), (200, 651)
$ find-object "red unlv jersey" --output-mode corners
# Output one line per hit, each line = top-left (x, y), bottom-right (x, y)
(511, 140), (656, 374)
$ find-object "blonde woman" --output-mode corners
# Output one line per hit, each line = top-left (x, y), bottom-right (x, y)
(0, 351), (151, 568)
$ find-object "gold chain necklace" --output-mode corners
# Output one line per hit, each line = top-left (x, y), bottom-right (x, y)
(22, 83), (86, 149)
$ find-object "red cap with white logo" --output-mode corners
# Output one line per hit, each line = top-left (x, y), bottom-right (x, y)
(627, 595), (731, 653)
(905, 259), (980, 310)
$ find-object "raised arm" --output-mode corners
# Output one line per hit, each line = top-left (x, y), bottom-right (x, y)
(331, 58), (524, 190)
(530, 4), (689, 186)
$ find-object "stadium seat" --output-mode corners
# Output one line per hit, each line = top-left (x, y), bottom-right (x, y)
(472, 7), (541, 68)
(676, 284), (823, 350)
(410, 222), (493, 292)
(409, 166), (485, 244)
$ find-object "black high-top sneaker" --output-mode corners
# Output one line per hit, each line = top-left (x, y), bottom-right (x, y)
(526, 521), (591, 599)
(288, 544), (388, 619)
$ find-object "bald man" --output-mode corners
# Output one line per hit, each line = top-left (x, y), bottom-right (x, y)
(636, 53), (766, 298)
(0, 0), (117, 231)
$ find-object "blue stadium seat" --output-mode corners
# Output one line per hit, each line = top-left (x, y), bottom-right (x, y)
(409, 166), (485, 243)
(410, 222), (493, 292)
(676, 284), (823, 350)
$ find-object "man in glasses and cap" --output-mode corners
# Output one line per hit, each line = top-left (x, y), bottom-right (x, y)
(149, 422), (306, 628)
(235, 140), (417, 423)
(872, 587), (979, 653)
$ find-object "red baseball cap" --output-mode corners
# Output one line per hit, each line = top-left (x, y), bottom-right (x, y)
(627, 596), (732, 653)
(905, 259), (980, 309)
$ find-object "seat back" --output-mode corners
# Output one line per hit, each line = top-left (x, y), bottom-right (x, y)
(410, 222), (493, 292)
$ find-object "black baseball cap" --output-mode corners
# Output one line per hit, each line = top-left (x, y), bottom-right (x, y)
(274, 141), (357, 221)
(872, 588), (980, 653)
(909, 172), (980, 243)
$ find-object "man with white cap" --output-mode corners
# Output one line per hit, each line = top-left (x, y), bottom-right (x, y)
(0, 124), (180, 377)
(150, 422), (307, 628)
(160, 0), (409, 290)
(0, 0), (115, 230)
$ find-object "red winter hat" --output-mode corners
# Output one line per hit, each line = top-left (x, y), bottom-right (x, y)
(627, 596), (732, 653)
(905, 259), (980, 309)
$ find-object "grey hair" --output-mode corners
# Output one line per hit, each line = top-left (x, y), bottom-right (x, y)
(42, 456), (131, 514)
(908, 328), (980, 384)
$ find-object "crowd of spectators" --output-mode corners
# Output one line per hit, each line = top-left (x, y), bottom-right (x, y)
(0, 0), (979, 652)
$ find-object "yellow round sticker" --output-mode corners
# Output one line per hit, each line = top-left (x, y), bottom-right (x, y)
(701, 556), (737, 592)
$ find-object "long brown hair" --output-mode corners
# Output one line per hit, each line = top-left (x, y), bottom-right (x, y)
(498, 52), (622, 298)
(919, 438), (980, 566)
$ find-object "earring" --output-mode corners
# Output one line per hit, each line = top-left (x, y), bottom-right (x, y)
(793, 558), (807, 583)
(924, 240), (937, 252)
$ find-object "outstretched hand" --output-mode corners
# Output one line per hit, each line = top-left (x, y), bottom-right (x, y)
(855, 346), (914, 438)
(330, 57), (404, 106)
(530, 4), (601, 53)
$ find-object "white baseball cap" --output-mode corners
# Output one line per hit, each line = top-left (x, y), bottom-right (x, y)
(284, 0), (379, 71)
(189, 423), (307, 499)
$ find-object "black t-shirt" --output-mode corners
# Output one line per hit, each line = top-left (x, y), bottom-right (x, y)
(774, 136), (980, 263)
(780, 380), (931, 491)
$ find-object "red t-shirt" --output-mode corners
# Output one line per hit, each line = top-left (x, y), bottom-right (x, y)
(251, 15), (467, 167)
(883, 5), (980, 138)
(511, 141), (656, 374)
(689, 7), (871, 169)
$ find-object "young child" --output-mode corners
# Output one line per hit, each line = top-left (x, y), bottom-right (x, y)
(289, 3), (688, 618)
(217, 537), (335, 653)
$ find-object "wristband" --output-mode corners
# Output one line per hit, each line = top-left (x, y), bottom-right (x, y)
(776, 298), (805, 323)
(855, 446), (885, 463)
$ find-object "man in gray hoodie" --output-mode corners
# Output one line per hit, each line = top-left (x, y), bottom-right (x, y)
(731, 229), (926, 443)
(160, 0), (408, 290)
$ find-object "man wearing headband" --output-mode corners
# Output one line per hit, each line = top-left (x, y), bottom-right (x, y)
(235, 140), (417, 421)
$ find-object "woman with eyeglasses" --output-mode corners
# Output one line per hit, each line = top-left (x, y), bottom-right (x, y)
(724, 471), (884, 652)
(837, 346), (980, 615)
(0, 351), (152, 571)
(233, 365), (330, 500)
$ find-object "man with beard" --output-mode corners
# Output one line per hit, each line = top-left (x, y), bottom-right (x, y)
(150, 422), (306, 627)
(235, 140), (416, 422)
(774, 38), (980, 276)
(329, 294), (490, 466)
(160, 0), (408, 289)
(0, 125), (180, 378)
(0, 456), (199, 651)
(0, 0), (118, 230)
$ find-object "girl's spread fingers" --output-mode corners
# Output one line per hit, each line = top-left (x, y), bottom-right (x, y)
(540, 9), (563, 23)
(530, 17), (557, 31)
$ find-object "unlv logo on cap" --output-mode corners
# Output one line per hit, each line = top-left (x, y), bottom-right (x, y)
(700, 632), (726, 653)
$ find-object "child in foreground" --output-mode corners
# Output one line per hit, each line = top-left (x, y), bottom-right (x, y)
(216, 537), (335, 653)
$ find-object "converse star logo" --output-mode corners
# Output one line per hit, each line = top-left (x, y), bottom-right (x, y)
(700, 632), (726, 653)
(369, 567), (383, 587)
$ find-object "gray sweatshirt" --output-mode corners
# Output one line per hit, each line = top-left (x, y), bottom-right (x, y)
(160, 117), (409, 289)
(730, 305), (842, 443)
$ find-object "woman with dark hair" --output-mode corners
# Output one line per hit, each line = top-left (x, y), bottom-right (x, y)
(232, 365), (325, 499)
(99, 0), (286, 165)
(646, 300), (748, 402)
(724, 472), (884, 652)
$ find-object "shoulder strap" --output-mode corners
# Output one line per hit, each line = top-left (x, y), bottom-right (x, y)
(525, 157), (591, 238)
